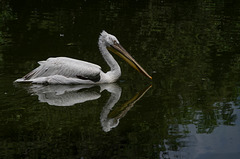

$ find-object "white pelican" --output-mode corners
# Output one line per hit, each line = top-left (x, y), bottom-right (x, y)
(15, 31), (152, 84)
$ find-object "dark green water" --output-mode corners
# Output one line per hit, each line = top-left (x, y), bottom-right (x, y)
(1, 0), (240, 158)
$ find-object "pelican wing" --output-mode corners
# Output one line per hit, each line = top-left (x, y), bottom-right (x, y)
(23, 57), (102, 82)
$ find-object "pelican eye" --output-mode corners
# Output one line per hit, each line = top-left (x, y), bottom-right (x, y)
(113, 40), (118, 45)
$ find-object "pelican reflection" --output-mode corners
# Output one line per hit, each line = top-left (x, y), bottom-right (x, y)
(101, 85), (151, 132)
(16, 84), (151, 132)
(25, 84), (100, 106)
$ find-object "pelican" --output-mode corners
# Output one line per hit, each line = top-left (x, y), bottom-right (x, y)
(15, 31), (152, 84)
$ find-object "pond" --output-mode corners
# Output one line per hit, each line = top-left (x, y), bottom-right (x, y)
(1, 0), (240, 158)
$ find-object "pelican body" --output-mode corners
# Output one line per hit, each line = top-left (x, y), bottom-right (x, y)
(15, 31), (152, 84)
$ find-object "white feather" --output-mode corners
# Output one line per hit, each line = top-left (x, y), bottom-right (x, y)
(31, 57), (101, 78)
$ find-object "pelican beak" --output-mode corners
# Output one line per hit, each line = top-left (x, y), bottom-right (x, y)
(107, 43), (152, 79)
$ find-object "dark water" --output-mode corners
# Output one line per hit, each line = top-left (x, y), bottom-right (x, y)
(1, 0), (240, 158)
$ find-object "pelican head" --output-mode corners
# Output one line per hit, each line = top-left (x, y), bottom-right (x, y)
(99, 31), (152, 79)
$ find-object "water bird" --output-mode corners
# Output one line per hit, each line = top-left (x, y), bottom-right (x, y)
(15, 31), (152, 84)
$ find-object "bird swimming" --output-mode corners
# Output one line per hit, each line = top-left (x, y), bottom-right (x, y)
(15, 31), (152, 84)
